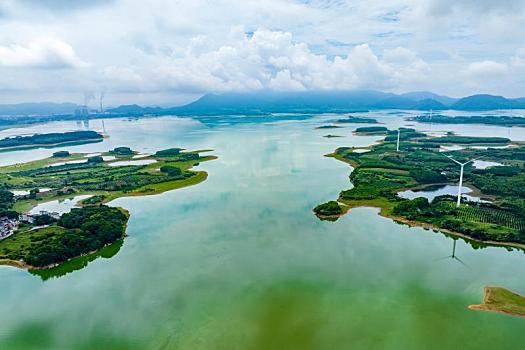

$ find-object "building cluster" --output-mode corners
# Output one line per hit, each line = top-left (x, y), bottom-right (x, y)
(1, 211), (61, 240)
(0, 217), (18, 240)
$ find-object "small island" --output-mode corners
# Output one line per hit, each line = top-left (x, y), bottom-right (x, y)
(0, 131), (104, 151)
(0, 146), (216, 270)
(353, 126), (389, 135)
(413, 115), (525, 127)
(316, 125), (343, 129)
(336, 116), (378, 124)
(469, 287), (525, 318)
(315, 129), (525, 248)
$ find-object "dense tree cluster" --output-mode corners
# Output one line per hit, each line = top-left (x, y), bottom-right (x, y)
(25, 206), (128, 267)
(52, 151), (70, 158)
(0, 190), (17, 218)
(0, 131), (102, 148)
(111, 147), (134, 155)
(314, 201), (342, 216)
(155, 148), (183, 157)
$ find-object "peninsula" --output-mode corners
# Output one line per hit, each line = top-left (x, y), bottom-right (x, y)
(0, 146), (216, 270)
(469, 287), (525, 318)
(0, 131), (104, 151)
(315, 129), (525, 248)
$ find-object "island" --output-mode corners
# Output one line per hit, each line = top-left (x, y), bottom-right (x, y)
(412, 115), (525, 127)
(316, 125), (343, 129)
(353, 126), (389, 135)
(336, 116), (378, 124)
(469, 287), (525, 318)
(0, 146), (216, 270)
(0, 131), (104, 151)
(314, 129), (525, 248)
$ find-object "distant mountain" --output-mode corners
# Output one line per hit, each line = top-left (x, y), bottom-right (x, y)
(412, 99), (448, 110)
(171, 90), (397, 114)
(3, 91), (525, 120)
(371, 96), (416, 109)
(0, 102), (80, 116)
(107, 104), (164, 115)
(451, 94), (525, 111)
(400, 91), (457, 106)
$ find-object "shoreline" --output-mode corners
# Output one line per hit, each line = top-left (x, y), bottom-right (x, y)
(320, 152), (525, 251)
(469, 286), (525, 318)
(0, 155), (217, 272)
(0, 137), (104, 152)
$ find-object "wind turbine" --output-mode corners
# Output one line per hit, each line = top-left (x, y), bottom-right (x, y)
(436, 239), (469, 268)
(396, 128), (401, 152)
(444, 155), (479, 207)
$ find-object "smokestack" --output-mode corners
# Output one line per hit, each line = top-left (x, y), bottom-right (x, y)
(99, 91), (105, 113)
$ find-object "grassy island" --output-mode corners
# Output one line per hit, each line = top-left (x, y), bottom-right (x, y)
(413, 115), (525, 127)
(0, 131), (104, 151)
(0, 146), (216, 270)
(353, 126), (389, 135)
(336, 116), (378, 124)
(469, 287), (525, 318)
(315, 129), (525, 248)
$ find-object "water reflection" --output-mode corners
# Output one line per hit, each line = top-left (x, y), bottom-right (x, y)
(29, 240), (123, 281)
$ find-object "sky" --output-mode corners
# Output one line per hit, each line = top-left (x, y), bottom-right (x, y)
(0, 0), (524, 106)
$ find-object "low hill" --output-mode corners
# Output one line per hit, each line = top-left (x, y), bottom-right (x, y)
(451, 94), (524, 110)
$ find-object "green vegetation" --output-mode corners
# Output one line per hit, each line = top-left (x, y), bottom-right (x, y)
(155, 148), (183, 157)
(354, 126), (388, 134)
(469, 287), (525, 317)
(313, 201), (343, 217)
(0, 146), (217, 270)
(0, 131), (103, 150)
(316, 131), (525, 246)
(52, 151), (70, 157)
(418, 135), (510, 145)
(414, 115), (525, 127)
(0, 190), (17, 218)
(316, 125), (342, 129)
(0, 205), (128, 268)
(110, 146), (134, 156)
(336, 116), (378, 124)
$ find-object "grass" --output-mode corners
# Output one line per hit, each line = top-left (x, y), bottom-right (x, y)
(0, 153), (87, 173)
(469, 287), (525, 318)
(0, 226), (69, 262)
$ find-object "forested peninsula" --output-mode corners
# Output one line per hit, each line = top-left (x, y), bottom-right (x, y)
(0, 131), (104, 151)
(0, 146), (216, 270)
(315, 129), (525, 248)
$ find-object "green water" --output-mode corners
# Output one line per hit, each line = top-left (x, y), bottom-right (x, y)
(1, 113), (525, 349)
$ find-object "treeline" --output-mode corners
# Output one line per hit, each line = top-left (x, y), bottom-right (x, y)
(0, 190), (17, 218)
(0, 131), (103, 148)
(414, 115), (525, 126)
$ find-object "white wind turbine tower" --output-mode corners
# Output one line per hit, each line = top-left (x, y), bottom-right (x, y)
(445, 155), (480, 207)
(396, 128), (401, 152)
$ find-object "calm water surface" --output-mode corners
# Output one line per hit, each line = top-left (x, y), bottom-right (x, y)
(1, 112), (525, 349)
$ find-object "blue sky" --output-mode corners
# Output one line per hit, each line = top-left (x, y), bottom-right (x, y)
(0, 0), (524, 105)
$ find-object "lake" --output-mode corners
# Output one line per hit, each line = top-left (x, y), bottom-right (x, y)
(397, 184), (487, 202)
(1, 112), (525, 349)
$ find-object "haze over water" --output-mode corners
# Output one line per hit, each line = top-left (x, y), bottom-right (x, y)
(1, 112), (525, 349)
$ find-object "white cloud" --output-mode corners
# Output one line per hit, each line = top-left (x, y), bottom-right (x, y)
(0, 38), (88, 68)
(466, 60), (509, 77)
(0, 0), (524, 103)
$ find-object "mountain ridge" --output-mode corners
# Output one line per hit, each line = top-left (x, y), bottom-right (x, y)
(2, 91), (525, 117)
